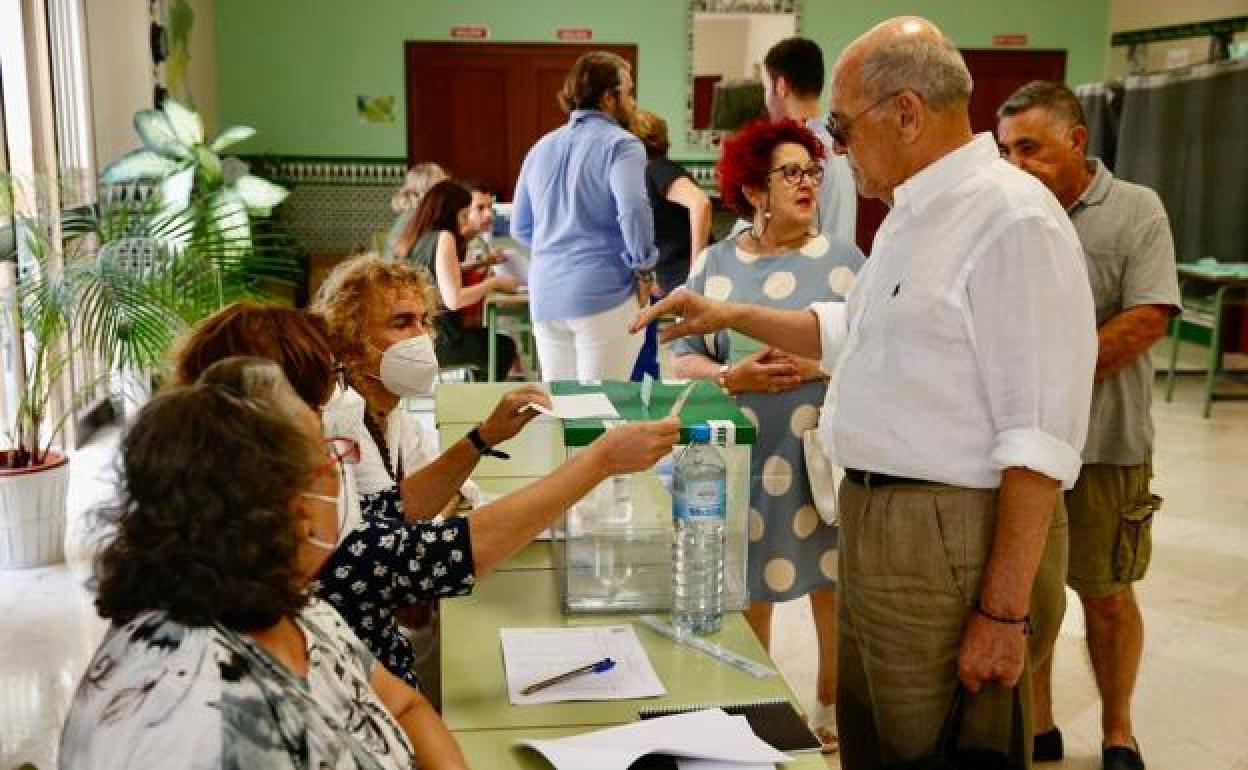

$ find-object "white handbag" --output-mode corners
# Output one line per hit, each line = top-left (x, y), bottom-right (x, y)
(802, 422), (844, 526)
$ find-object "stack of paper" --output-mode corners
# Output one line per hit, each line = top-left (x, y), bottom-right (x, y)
(519, 708), (790, 770)
(501, 626), (665, 705)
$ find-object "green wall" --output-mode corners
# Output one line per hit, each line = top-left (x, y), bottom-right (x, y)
(216, 0), (1108, 161)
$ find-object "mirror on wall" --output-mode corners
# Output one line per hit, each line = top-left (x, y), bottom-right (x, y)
(687, 0), (799, 149)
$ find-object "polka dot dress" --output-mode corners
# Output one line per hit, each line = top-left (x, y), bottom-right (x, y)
(673, 233), (864, 602)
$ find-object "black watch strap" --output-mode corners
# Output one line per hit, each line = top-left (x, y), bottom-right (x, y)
(467, 426), (509, 459)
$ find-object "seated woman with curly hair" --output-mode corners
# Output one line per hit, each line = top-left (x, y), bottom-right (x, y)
(60, 357), (468, 770)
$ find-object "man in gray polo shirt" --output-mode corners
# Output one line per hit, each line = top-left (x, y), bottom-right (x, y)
(998, 81), (1180, 770)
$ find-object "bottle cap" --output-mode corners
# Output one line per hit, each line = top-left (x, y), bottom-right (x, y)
(688, 423), (712, 443)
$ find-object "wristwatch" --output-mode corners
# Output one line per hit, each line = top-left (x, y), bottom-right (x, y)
(466, 425), (510, 460)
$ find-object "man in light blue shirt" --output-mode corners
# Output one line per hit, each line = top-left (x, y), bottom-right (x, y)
(511, 51), (658, 382)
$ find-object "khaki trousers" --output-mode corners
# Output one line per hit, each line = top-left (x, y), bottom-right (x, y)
(835, 479), (1068, 769)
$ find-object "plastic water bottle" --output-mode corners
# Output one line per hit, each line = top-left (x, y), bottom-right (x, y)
(671, 423), (727, 636)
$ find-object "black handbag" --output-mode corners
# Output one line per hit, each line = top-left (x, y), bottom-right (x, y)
(883, 686), (1025, 770)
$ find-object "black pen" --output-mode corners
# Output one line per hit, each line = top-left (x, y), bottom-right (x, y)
(520, 657), (616, 696)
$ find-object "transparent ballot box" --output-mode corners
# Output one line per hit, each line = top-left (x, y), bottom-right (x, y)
(550, 380), (755, 614)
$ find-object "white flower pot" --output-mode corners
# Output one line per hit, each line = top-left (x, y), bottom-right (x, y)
(0, 451), (70, 569)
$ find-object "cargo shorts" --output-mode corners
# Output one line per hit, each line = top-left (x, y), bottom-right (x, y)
(1065, 463), (1160, 599)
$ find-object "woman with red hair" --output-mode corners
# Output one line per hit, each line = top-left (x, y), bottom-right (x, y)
(670, 118), (864, 750)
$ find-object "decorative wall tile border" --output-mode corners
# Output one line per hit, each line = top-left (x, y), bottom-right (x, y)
(240, 155), (408, 188)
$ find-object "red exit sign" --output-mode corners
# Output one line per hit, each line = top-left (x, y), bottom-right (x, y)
(450, 25), (489, 40)
(556, 27), (593, 41)
(992, 33), (1029, 46)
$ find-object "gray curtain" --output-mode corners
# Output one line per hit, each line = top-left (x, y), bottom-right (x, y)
(1075, 82), (1124, 170)
(1116, 59), (1248, 263)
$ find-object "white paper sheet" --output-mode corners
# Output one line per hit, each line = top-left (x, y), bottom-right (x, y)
(678, 760), (775, 770)
(523, 393), (620, 420)
(501, 626), (665, 705)
(519, 709), (789, 770)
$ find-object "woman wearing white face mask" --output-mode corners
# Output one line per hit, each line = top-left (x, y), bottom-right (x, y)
(62, 358), (469, 770)
(172, 295), (681, 693)
(312, 254), (548, 519)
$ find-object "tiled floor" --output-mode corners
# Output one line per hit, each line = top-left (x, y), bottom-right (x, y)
(2, 364), (1246, 770)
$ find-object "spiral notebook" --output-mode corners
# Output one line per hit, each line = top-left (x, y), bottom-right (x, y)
(638, 699), (821, 753)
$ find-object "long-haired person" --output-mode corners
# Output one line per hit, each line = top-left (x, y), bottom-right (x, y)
(393, 179), (518, 381)
(61, 358), (468, 769)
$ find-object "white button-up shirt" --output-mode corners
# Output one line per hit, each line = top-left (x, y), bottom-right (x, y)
(812, 134), (1096, 490)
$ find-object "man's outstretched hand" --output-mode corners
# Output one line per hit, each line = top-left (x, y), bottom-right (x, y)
(630, 288), (734, 343)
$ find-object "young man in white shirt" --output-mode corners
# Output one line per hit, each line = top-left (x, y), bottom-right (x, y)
(635, 17), (1096, 769)
(761, 37), (858, 244)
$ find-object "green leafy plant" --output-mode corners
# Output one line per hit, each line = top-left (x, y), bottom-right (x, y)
(102, 97), (289, 259)
(1, 103), (302, 469)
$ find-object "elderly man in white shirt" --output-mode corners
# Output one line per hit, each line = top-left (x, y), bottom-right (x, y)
(634, 17), (1095, 769)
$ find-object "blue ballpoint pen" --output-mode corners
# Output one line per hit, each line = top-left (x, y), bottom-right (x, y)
(520, 657), (616, 696)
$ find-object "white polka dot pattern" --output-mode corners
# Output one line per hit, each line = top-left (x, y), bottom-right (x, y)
(789, 403), (819, 437)
(819, 549), (839, 580)
(764, 558), (797, 592)
(762, 271), (797, 300)
(761, 454), (793, 496)
(740, 405), (760, 429)
(705, 275), (733, 300)
(792, 505), (819, 539)
(828, 266), (856, 295)
(735, 246), (760, 264)
(800, 234), (830, 257)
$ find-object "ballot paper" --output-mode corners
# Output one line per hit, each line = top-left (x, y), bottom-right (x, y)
(519, 708), (790, 770)
(524, 393), (620, 420)
(501, 626), (665, 705)
(678, 761), (775, 770)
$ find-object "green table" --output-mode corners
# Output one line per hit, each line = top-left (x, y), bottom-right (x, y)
(454, 726), (832, 769)
(440, 569), (796, 733)
(472, 476), (555, 572)
(436, 383), (565, 480)
(485, 290), (533, 382)
(1166, 262), (1248, 417)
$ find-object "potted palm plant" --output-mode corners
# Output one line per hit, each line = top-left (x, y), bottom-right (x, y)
(0, 100), (301, 568)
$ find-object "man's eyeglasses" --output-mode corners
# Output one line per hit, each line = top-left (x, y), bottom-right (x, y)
(825, 90), (903, 147)
(769, 163), (824, 187)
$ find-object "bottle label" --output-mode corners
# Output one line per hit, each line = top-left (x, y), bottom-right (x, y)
(673, 479), (727, 522)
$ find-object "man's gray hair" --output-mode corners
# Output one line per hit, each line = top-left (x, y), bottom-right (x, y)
(997, 80), (1086, 128)
(858, 34), (972, 111)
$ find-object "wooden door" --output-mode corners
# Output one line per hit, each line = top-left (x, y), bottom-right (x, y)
(853, 49), (1066, 254)
(405, 42), (638, 201)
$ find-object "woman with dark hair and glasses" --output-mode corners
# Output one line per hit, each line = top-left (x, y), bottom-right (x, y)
(61, 358), (468, 769)
(669, 118), (865, 750)
(393, 178), (519, 381)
